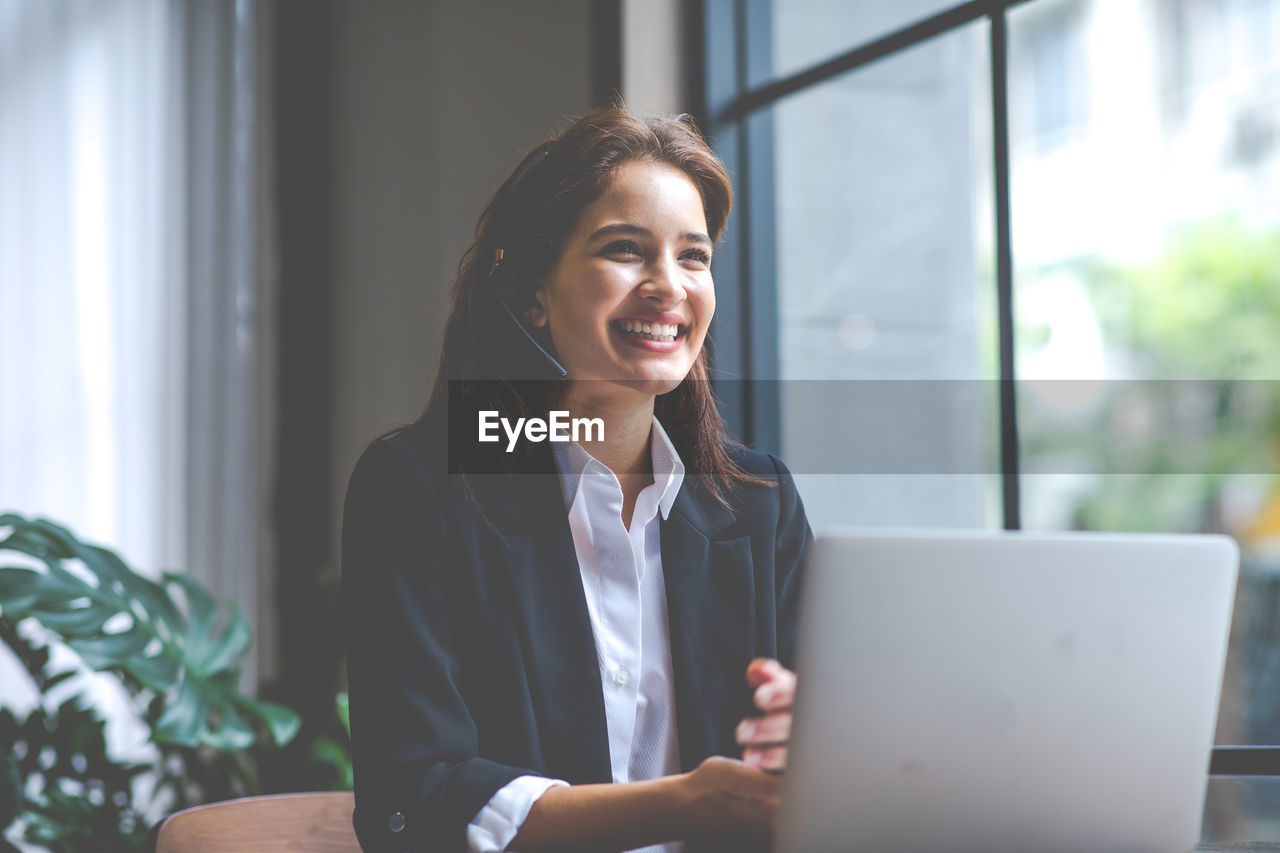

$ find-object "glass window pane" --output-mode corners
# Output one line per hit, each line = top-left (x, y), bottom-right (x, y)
(771, 22), (1001, 531)
(772, 0), (967, 81)
(1008, 0), (1280, 745)
(1203, 777), (1280, 845)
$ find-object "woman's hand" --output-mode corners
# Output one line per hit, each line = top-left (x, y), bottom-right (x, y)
(676, 755), (781, 847)
(736, 657), (797, 773)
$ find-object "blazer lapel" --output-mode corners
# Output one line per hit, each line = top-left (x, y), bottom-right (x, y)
(471, 459), (759, 780)
(662, 477), (757, 771)
(478, 470), (613, 784)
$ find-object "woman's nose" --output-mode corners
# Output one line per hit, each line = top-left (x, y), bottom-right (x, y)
(643, 254), (686, 302)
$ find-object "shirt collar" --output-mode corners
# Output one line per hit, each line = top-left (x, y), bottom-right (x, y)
(552, 415), (685, 520)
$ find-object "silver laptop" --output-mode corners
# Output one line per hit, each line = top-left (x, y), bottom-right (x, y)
(777, 530), (1239, 853)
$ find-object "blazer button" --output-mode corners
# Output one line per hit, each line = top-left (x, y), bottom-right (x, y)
(389, 810), (406, 832)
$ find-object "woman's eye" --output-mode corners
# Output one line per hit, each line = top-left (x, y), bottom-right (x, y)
(603, 240), (643, 258)
(681, 248), (712, 266)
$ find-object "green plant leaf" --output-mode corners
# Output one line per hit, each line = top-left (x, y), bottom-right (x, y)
(31, 603), (108, 636)
(195, 602), (251, 676)
(201, 701), (255, 751)
(125, 651), (181, 692)
(0, 567), (39, 598)
(228, 693), (300, 747)
(0, 567), (74, 614)
(336, 692), (350, 738)
(0, 754), (20, 831)
(163, 573), (216, 660)
(0, 517), (72, 562)
(153, 674), (208, 746)
(92, 547), (184, 638)
(2, 512), (304, 790)
(79, 543), (137, 586)
(308, 736), (354, 790)
(68, 630), (152, 669)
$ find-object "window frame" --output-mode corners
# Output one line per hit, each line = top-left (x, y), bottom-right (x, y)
(695, 0), (1280, 775)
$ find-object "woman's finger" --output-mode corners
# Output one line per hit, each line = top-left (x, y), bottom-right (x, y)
(753, 672), (797, 713)
(745, 657), (783, 687)
(743, 744), (789, 773)
(735, 710), (791, 746)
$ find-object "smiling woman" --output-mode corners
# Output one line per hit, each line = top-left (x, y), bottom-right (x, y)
(527, 161), (715, 392)
(341, 107), (813, 853)
(432, 110), (749, 489)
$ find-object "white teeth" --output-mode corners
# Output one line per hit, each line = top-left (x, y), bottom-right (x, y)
(615, 320), (680, 342)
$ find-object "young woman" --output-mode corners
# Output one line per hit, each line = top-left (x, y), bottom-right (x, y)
(342, 107), (811, 853)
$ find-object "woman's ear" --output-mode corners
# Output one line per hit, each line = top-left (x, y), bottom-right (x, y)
(523, 287), (549, 328)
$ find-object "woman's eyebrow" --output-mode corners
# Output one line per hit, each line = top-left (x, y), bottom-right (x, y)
(589, 222), (712, 245)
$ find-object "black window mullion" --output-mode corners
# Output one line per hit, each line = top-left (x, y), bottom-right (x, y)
(990, 6), (1022, 531)
(742, 0), (780, 455)
(700, 0), (749, 442)
(1210, 747), (1280, 776)
(723, 0), (1039, 124)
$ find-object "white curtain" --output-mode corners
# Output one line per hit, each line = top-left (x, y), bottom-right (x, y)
(0, 0), (185, 576)
(0, 0), (271, 699)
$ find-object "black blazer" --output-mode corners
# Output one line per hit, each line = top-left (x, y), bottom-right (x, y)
(341, 415), (812, 853)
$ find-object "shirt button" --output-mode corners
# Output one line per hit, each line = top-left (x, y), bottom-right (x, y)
(613, 668), (631, 686)
(388, 810), (406, 832)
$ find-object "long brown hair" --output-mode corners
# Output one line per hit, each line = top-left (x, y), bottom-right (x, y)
(427, 106), (768, 499)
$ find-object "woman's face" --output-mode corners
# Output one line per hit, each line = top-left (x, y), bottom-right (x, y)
(528, 160), (715, 397)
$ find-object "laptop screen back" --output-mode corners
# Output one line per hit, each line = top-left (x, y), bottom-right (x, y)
(778, 531), (1238, 853)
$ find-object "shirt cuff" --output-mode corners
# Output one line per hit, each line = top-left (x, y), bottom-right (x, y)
(466, 774), (570, 853)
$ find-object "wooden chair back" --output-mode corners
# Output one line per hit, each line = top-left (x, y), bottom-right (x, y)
(152, 791), (359, 852)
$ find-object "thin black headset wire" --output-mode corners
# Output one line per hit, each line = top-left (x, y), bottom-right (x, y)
(480, 147), (568, 378)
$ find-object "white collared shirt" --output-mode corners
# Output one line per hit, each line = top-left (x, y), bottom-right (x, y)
(466, 416), (685, 853)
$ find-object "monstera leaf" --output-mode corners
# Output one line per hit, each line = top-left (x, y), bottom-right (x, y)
(0, 514), (298, 750)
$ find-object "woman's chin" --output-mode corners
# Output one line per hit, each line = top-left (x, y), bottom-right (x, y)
(565, 354), (692, 395)
(571, 373), (686, 398)
(619, 376), (684, 397)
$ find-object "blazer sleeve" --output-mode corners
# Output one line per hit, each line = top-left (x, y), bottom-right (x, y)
(770, 454), (813, 671)
(342, 437), (533, 853)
